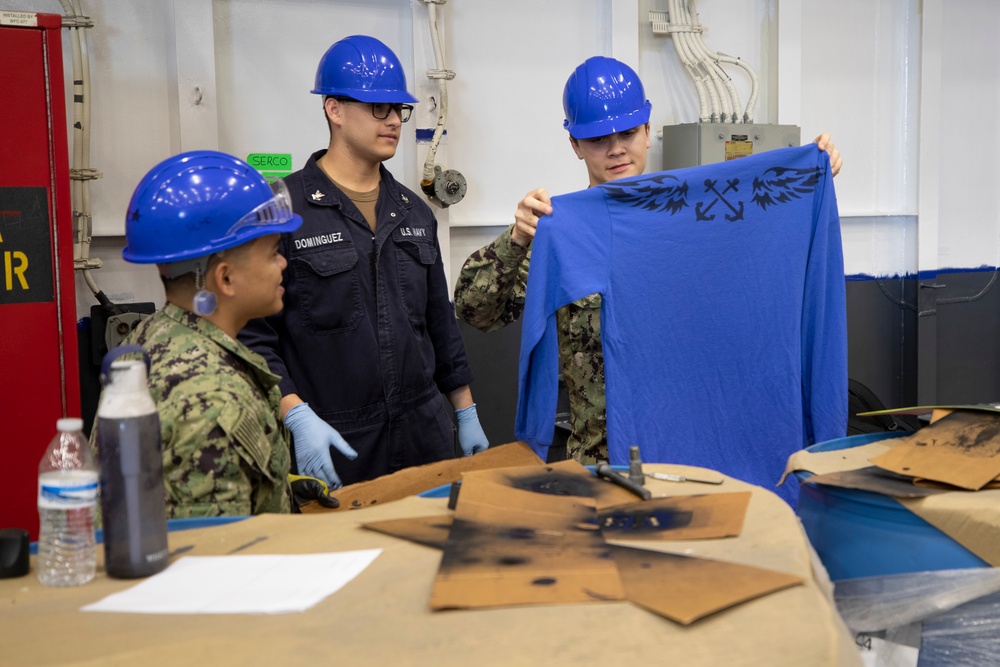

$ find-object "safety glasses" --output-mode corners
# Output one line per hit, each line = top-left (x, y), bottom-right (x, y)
(226, 178), (296, 236)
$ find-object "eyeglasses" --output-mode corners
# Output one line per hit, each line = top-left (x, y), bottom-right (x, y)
(371, 102), (413, 123)
(336, 98), (413, 123)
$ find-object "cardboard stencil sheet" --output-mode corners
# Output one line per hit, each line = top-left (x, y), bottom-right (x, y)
(366, 461), (804, 624)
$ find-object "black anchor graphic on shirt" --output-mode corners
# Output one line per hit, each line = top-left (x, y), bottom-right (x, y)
(695, 178), (744, 222)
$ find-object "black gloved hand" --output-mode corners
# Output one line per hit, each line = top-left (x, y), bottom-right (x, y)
(288, 474), (340, 511)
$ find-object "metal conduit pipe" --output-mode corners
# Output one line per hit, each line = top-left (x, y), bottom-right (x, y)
(59, 0), (116, 311)
(419, 0), (466, 208)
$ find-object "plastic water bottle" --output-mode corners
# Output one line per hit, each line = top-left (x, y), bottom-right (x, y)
(37, 418), (98, 587)
(94, 352), (169, 578)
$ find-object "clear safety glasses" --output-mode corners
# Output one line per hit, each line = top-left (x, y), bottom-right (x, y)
(226, 178), (296, 236)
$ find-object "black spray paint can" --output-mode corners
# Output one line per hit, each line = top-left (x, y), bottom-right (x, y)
(95, 352), (169, 578)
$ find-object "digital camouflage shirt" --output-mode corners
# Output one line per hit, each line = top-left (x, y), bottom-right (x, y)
(119, 304), (292, 517)
(453, 224), (608, 464)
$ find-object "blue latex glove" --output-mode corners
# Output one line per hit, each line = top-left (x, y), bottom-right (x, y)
(283, 403), (357, 489)
(455, 403), (489, 456)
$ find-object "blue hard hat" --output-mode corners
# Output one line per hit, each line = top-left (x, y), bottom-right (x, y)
(122, 150), (302, 266)
(311, 35), (418, 103)
(562, 56), (651, 139)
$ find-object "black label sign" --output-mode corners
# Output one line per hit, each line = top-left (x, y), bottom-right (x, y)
(0, 187), (54, 304)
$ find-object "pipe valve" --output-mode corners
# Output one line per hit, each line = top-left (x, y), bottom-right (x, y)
(421, 164), (467, 209)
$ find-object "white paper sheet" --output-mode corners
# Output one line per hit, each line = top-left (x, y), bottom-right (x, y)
(81, 549), (382, 614)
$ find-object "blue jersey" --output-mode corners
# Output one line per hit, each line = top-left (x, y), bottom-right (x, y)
(515, 145), (847, 505)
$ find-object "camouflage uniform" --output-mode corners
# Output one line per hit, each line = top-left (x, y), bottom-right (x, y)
(117, 303), (292, 518)
(454, 224), (608, 464)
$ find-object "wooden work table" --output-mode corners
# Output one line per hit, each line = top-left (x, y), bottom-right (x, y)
(0, 465), (860, 666)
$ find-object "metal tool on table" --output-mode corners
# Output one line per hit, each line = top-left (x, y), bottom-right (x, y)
(645, 472), (724, 485)
(627, 445), (645, 487)
(595, 463), (651, 501)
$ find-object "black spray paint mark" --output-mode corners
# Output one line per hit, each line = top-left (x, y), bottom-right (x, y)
(507, 468), (602, 498)
(497, 555), (530, 566)
(599, 509), (694, 533)
(506, 527), (536, 540)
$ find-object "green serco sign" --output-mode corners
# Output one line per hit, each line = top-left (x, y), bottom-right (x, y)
(246, 153), (293, 183)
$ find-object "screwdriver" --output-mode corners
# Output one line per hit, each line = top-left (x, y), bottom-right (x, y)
(645, 472), (724, 485)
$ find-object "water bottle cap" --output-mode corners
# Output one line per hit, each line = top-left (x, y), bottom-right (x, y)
(100, 345), (151, 387)
(56, 418), (84, 432)
(106, 360), (150, 393)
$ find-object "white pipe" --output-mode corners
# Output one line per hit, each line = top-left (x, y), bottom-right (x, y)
(677, 0), (732, 123)
(77, 0), (99, 288)
(76, 0), (93, 186)
(687, 0), (760, 122)
(667, 0), (706, 120)
(717, 50), (760, 123)
(667, 0), (715, 122)
(740, 62), (760, 123)
(60, 0), (104, 297)
(421, 1), (450, 184)
(59, 0), (82, 258)
(694, 51), (757, 123)
(75, 0), (94, 259)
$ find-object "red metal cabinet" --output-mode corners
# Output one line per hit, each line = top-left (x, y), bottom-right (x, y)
(0, 12), (80, 539)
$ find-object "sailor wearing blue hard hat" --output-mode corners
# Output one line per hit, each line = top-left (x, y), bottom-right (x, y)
(112, 151), (337, 517)
(453, 57), (843, 466)
(124, 150), (301, 319)
(239, 35), (488, 492)
(562, 56), (655, 190)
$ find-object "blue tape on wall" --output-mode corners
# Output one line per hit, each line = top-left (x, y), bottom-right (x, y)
(416, 128), (447, 143)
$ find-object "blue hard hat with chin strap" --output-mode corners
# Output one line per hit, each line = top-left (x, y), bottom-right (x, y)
(311, 34), (418, 104)
(122, 150), (302, 271)
(562, 56), (651, 140)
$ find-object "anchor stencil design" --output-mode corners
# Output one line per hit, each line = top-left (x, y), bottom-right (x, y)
(601, 158), (823, 219)
(695, 178), (744, 222)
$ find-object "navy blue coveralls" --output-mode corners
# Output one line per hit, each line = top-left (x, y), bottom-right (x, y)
(239, 150), (474, 485)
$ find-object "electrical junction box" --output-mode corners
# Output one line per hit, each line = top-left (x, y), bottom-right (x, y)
(661, 123), (801, 171)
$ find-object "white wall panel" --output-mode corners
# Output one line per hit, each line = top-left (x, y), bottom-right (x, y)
(936, 0), (1000, 271)
(212, 0), (415, 185)
(798, 0), (922, 280)
(841, 216), (917, 278)
(441, 0), (605, 225)
(59, 0), (176, 236)
(172, 0), (219, 153)
(800, 0), (920, 220)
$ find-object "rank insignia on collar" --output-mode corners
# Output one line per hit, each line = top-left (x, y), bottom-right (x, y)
(401, 193), (409, 204)
(311, 190), (325, 201)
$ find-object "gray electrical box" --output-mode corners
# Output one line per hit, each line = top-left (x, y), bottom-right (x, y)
(661, 123), (801, 171)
